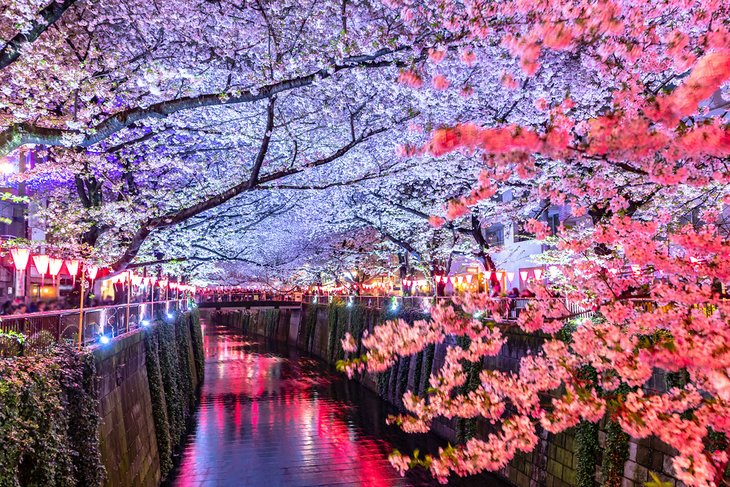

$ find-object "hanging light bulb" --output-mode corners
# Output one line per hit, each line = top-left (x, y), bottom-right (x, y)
(520, 270), (528, 282)
(534, 269), (543, 280)
(507, 272), (515, 283)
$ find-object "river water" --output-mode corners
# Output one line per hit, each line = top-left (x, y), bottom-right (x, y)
(167, 320), (509, 487)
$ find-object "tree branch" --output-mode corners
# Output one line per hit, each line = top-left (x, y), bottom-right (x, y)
(0, 0), (80, 70)
(0, 46), (411, 156)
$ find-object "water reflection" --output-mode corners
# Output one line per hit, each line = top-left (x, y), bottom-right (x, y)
(168, 323), (508, 487)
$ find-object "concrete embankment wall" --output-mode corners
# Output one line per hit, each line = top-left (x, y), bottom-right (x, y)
(92, 310), (204, 487)
(207, 304), (686, 487)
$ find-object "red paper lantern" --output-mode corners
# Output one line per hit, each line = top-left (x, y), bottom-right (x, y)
(10, 248), (30, 271)
(49, 258), (63, 277)
(66, 259), (79, 276)
(33, 254), (49, 276)
(87, 265), (99, 280)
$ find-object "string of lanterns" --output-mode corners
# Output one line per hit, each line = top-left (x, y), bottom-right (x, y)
(6, 247), (196, 296)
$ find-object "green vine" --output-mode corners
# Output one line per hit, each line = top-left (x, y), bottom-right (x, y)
(143, 328), (173, 477)
(326, 303), (340, 361)
(0, 345), (105, 486)
(143, 312), (204, 479)
(575, 420), (599, 487)
(189, 310), (205, 383)
(602, 417), (630, 487)
(421, 344), (436, 394)
(396, 355), (411, 406)
(412, 350), (424, 397)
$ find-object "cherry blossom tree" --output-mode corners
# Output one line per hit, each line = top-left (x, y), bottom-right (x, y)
(339, 1), (730, 486)
(3, 1), (730, 484)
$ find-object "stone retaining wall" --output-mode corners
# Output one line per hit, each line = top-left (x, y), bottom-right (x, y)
(94, 329), (160, 487)
(92, 310), (204, 487)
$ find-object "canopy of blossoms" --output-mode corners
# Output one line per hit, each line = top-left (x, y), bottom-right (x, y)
(2, 0), (730, 486)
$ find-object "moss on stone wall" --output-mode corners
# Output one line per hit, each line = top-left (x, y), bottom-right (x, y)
(0, 346), (105, 487)
(189, 309), (205, 383)
(602, 418), (630, 487)
(143, 312), (204, 480)
(143, 329), (173, 478)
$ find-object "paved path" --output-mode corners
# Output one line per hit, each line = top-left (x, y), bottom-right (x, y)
(168, 322), (509, 487)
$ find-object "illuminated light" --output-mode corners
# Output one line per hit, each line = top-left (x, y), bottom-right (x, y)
(99, 335), (111, 345)
(520, 270), (528, 282)
(507, 272), (515, 283)
(87, 265), (99, 280)
(66, 259), (79, 276)
(0, 161), (14, 175)
(391, 297), (398, 311)
(486, 270), (495, 280)
(549, 266), (561, 278)
(166, 312), (174, 320)
(455, 276), (463, 284)
(465, 274), (473, 284)
(49, 258), (63, 277)
(473, 311), (484, 319)
(142, 320), (151, 327)
(32, 254), (49, 276)
(10, 248), (30, 271)
(312, 296), (318, 304)
(496, 271), (505, 281)
(347, 297), (353, 307)
(533, 269), (543, 280)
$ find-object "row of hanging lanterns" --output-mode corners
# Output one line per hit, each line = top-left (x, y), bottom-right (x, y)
(7, 247), (196, 297)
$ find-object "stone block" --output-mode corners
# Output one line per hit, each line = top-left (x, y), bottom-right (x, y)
(547, 459), (563, 478)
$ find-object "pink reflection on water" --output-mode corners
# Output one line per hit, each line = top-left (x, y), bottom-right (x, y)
(173, 325), (406, 486)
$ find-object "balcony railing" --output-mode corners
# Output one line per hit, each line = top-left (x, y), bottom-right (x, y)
(0, 299), (189, 356)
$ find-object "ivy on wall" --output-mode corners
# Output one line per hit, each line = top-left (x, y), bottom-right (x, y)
(143, 329), (174, 478)
(326, 303), (341, 361)
(0, 346), (105, 487)
(420, 344), (436, 395)
(189, 309), (205, 383)
(411, 350), (424, 397)
(455, 336), (482, 443)
(602, 418), (630, 487)
(575, 420), (599, 487)
(143, 312), (204, 480)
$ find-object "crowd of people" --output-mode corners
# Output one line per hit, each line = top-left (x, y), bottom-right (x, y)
(0, 298), (75, 316)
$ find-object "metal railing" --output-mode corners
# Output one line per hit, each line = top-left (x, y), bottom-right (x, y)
(303, 294), (604, 321)
(199, 293), (300, 303)
(0, 300), (188, 356)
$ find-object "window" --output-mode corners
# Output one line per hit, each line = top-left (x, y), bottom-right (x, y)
(514, 221), (535, 242)
(484, 225), (504, 246)
(547, 213), (560, 235)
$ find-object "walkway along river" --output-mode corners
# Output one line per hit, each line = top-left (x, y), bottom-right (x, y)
(166, 319), (509, 487)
